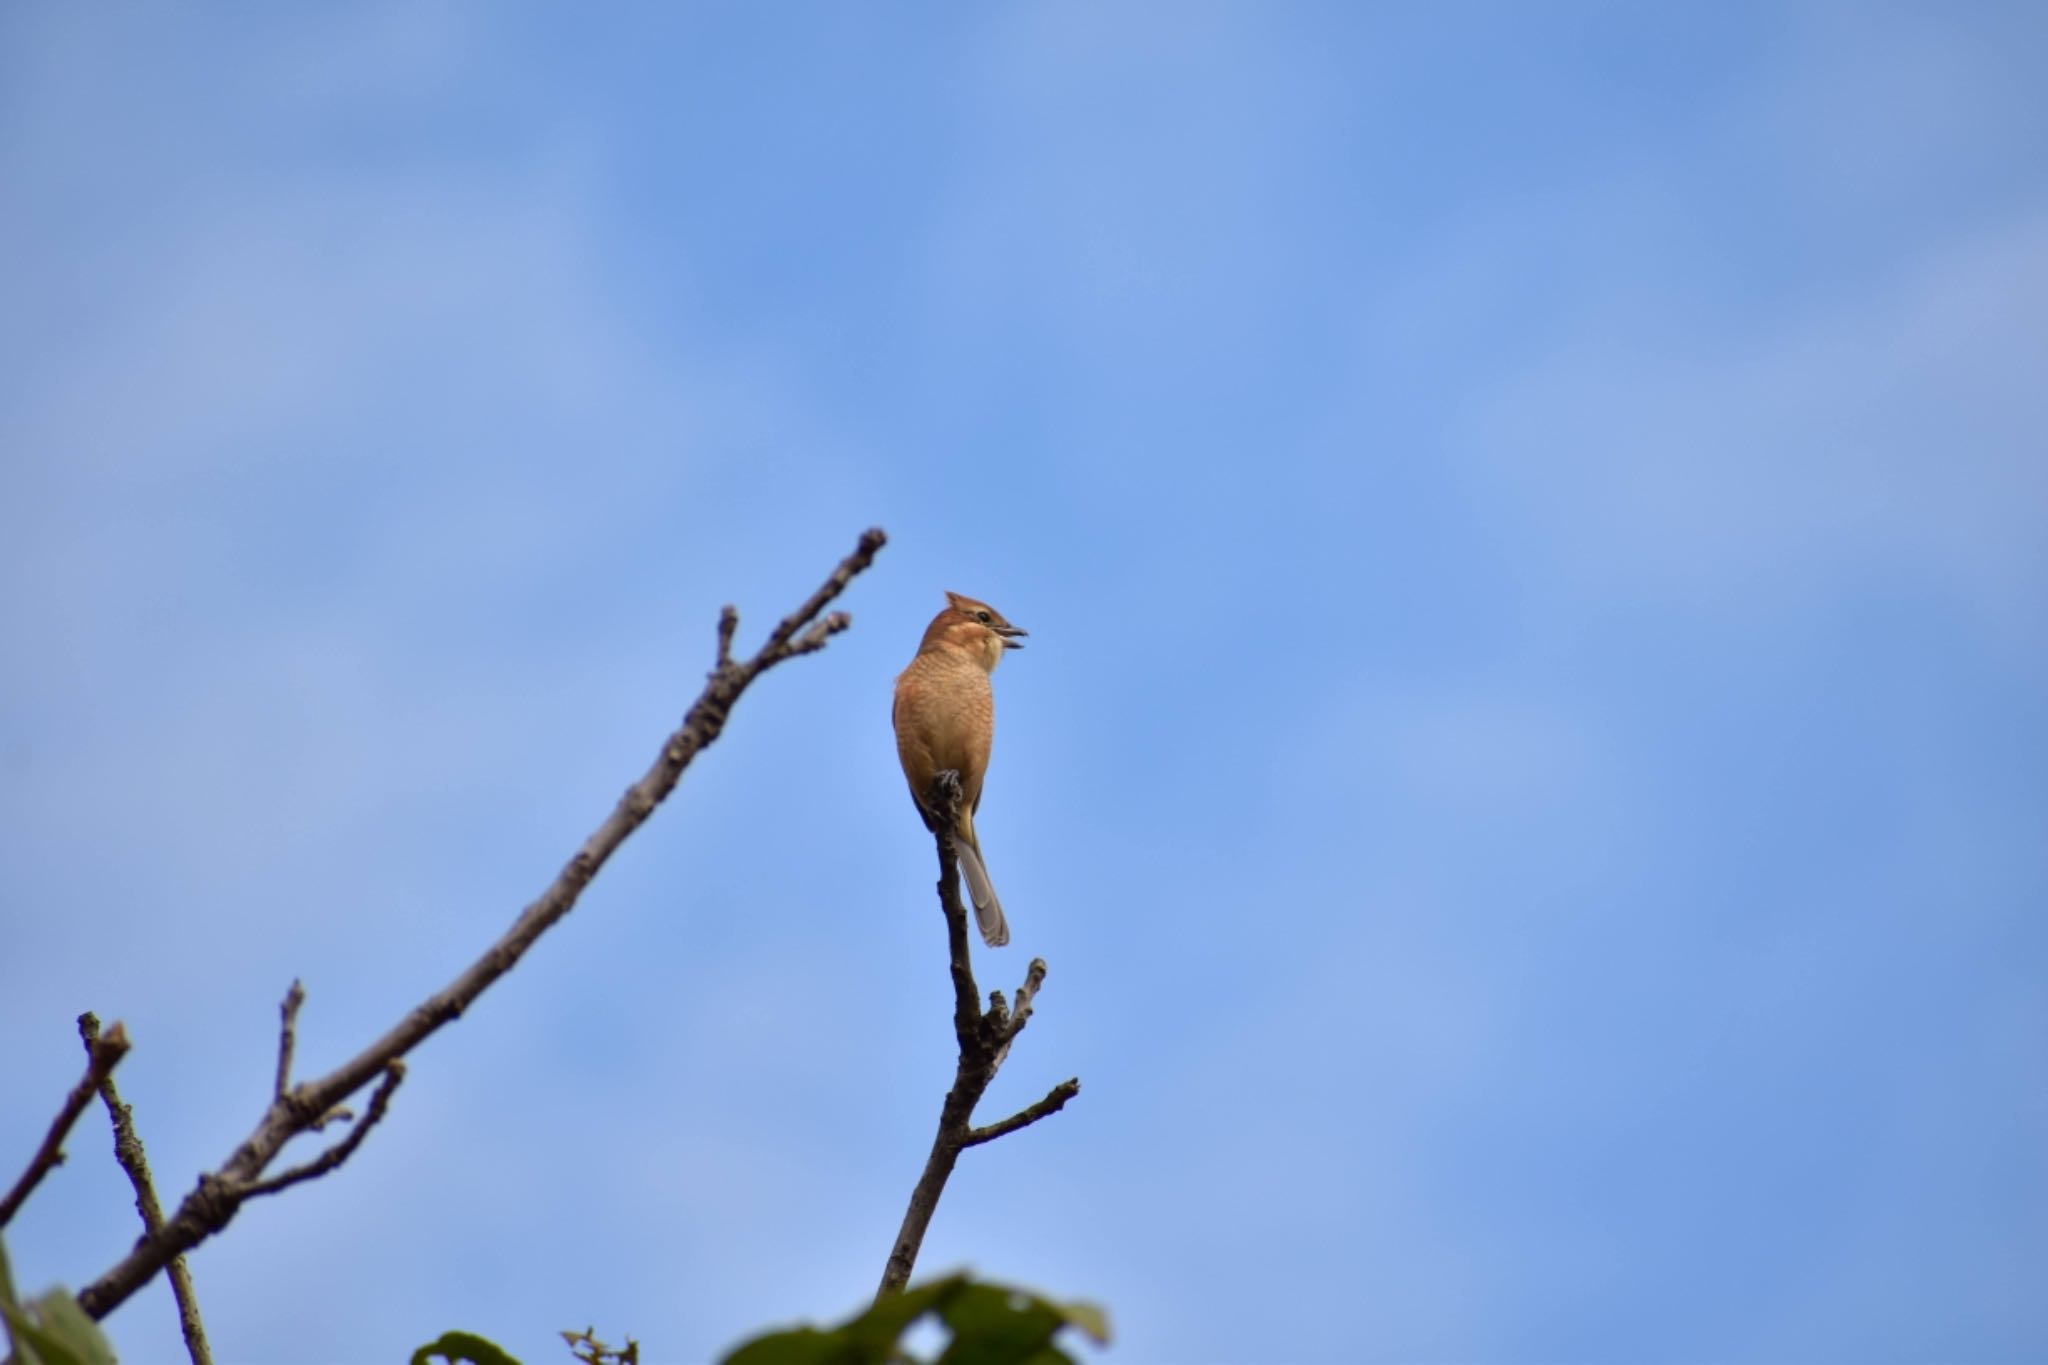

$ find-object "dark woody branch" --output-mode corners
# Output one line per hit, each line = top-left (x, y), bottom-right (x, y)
(875, 772), (1081, 1299)
(715, 604), (740, 670)
(0, 1018), (130, 1231)
(273, 979), (305, 1103)
(73, 528), (889, 1323)
(963, 1078), (1081, 1148)
(79, 1013), (213, 1365)
(239, 1062), (404, 1202)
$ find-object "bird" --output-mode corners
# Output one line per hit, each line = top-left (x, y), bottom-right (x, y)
(892, 590), (1027, 947)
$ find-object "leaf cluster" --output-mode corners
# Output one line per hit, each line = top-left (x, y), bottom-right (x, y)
(724, 1274), (1110, 1365)
(410, 1274), (1106, 1365)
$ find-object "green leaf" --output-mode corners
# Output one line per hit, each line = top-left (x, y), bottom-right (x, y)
(720, 1274), (1105, 1365)
(934, 1283), (1067, 1365)
(23, 1295), (113, 1365)
(845, 1274), (969, 1354)
(2, 1297), (42, 1365)
(2, 1302), (78, 1365)
(720, 1275), (970, 1365)
(717, 1326), (854, 1365)
(1053, 1301), (1109, 1347)
(932, 1282), (1109, 1365)
(0, 1239), (28, 1365)
(1, 1280), (119, 1365)
(409, 1329), (523, 1365)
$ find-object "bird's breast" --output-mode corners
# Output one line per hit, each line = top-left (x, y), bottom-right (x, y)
(893, 654), (995, 775)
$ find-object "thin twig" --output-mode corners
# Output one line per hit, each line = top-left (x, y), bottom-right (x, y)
(992, 958), (1047, 1069)
(281, 984), (351, 1131)
(714, 604), (740, 670)
(762, 535), (884, 656)
(1007, 959), (1047, 1039)
(0, 1018), (130, 1231)
(306, 1102), (353, 1134)
(80, 1013), (212, 1365)
(75, 528), (889, 1322)
(784, 610), (853, 658)
(274, 979), (305, 1101)
(240, 1062), (404, 1201)
(875, 773), (1079, 1298)
(963, 1078), (1082, 1148)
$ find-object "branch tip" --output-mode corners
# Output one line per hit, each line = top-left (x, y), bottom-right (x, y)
(762, 528), (889, 655)
(275, 979), (306, 1100)
(962, 1078), (1081, 1148)
(86, 1014), (214, 1364)
(714, 604), (740, 669)
(1, 1015), (131, 1232)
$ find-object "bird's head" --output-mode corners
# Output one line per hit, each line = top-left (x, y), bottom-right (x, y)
(922, 590), (1028, 670)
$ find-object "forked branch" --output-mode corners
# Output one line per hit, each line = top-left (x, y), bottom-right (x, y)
(71, 528), (888, 1322)
(876, 771), (1081, 1298)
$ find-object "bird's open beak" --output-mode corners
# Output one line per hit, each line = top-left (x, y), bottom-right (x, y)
(995, 624), (1028, 650)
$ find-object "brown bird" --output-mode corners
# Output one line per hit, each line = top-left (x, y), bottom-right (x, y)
(892, 590), (1027, 947)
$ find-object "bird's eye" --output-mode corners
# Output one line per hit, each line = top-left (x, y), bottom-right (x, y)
(975, 610), (991, 623)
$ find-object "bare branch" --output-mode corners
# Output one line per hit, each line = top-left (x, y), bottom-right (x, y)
(75, 528), (889, 1322)
(79, 1013), (212, 1365)
(784, 610), (853, 659)
(1007, 959), (1047, 1042)
(875, 773), (1080, 1298)
(307, 1103), (353, 1134)
(714, 604), (740, 670)
(761, 527), (886, 658)
(926, 774), (982, 1047)
(279, 984), (350, 1131)
(0, 1017), (130, 1231)
(241, 1062), (404, 1201)
(274, 979), (305, 1102)
(991, 958), (1047, 1070)
(963, 1078), (1082, 1148)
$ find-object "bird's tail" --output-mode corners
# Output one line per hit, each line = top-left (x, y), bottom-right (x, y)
(953, 835), (1009, 948)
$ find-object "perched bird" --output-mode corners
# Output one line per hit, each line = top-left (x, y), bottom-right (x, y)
(892, 590), (1027, 947)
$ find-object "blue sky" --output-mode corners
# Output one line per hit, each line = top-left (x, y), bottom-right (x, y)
(3, 4), (2045, 1361)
